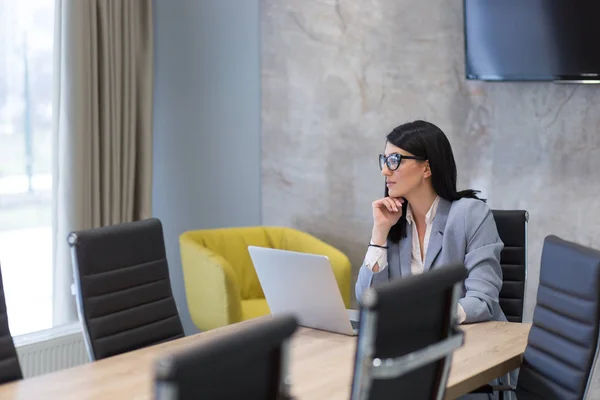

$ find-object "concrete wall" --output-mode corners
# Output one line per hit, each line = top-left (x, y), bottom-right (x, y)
(261, 0), (600, 321)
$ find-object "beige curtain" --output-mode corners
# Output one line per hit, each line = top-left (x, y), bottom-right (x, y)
(52, 0), (154, 326)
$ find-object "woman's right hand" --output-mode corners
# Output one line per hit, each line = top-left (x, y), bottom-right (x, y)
(371, 197), (404, 243)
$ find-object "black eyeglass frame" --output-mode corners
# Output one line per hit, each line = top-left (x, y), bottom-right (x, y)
(378, 153), (427, 171)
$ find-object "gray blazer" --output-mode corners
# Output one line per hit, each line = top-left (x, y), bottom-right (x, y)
(355, 197), (506, 324)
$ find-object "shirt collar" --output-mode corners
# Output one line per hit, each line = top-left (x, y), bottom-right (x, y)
(406, 196), (440, 226)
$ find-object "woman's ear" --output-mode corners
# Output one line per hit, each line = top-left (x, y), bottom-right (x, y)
(423, 161), (432, 179)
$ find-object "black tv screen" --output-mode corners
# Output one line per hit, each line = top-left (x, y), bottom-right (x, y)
(464, 0), (600, 82)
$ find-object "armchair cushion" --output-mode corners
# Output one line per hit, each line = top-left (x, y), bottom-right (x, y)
(241, 299), (271, 321)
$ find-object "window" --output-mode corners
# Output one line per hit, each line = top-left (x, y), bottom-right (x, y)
(0, 0), (54, 336)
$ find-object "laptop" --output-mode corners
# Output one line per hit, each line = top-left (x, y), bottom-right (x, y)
(248, 246), (360, 336)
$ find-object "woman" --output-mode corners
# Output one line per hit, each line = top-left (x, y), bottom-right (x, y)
(355, 120), (506, 324)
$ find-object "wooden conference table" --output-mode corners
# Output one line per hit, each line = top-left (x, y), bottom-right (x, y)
(0, 320), (531, 400)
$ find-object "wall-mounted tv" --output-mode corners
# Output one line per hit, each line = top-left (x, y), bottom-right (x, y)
(464, 0), (600, 82)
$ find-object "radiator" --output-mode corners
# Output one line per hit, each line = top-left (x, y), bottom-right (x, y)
(14, 323), (89, 378)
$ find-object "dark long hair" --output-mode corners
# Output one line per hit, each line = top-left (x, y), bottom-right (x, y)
(385, 120), (483, 243)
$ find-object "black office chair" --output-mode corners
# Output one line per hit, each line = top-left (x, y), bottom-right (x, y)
(350, 264), (466, 400)
(154, 315), (298, 400)
(68, 218), (185, 361)
(515, 235), (600, 400)
(0, 263), (22, 384)
(492, 210), (528, 323)
(471, 210), (528, 399)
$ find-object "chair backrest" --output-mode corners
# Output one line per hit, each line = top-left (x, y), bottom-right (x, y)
(517, 235), (600, 400)
(0, 263), (22, 384)
(68, 218), (184, 361)
(180, 226), (283, 300)
(154, 315), (298, 400)
(492, 210), (528, 322)
(350, 264), (466, 400)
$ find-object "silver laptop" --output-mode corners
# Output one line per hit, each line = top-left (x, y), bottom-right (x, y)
(248, 246), (359, 336)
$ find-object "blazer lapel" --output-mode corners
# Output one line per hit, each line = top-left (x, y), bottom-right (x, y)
(399, 227), (412, 277)
(424, 198), (451, 271)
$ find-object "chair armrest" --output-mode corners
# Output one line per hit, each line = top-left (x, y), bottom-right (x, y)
(180, 236), (242, 331)
(326, 247), (352, 308)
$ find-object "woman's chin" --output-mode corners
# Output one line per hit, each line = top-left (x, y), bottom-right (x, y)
(388, 188), (406, 198)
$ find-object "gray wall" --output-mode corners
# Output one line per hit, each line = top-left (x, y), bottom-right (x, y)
(262, 0), (600, 322)
(152, 0), (261, 334)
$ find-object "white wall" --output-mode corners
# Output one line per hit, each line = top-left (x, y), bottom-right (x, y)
(152, 0), (261, 334)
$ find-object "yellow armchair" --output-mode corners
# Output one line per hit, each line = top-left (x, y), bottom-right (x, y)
(179, 226), (352, 331)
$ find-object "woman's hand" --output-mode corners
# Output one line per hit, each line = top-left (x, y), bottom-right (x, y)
(371, 197), (404, 244)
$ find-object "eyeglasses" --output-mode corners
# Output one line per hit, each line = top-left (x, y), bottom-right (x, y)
(379, 153), (426, 171)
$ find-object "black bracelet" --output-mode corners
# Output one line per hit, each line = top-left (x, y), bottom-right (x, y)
(369, 243), (388, 249)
